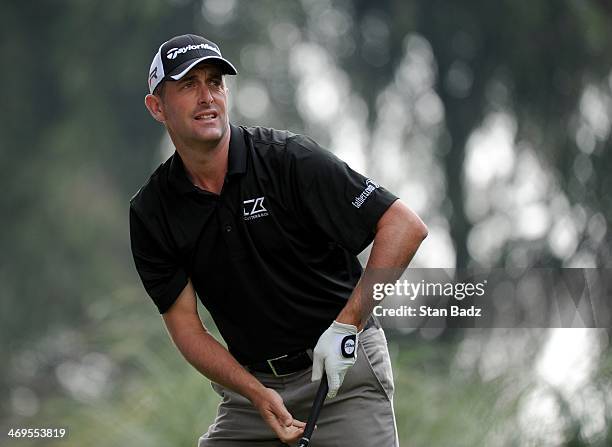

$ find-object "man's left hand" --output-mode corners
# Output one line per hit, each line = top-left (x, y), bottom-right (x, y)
(311, 321), (359, 398)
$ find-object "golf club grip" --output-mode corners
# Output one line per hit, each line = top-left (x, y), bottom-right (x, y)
(297, 374), (328, 447)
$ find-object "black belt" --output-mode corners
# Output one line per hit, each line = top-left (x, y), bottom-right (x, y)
(247, 316), (380, 377)
(248, 349), (314, 377)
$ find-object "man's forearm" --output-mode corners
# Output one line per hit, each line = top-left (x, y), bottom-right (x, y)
(337, 200), (428, 329)
(168, 321), (266, 404)
(166, 310), (306, 443)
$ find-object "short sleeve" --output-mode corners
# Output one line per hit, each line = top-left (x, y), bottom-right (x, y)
(129, 206), (188, 313)
(287, 135), (398, 254)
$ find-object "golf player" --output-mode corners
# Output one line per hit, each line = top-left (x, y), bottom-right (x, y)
(130, 34), (428, 446)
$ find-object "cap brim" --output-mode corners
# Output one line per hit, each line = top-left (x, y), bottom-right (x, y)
(168, 56), (238, 80)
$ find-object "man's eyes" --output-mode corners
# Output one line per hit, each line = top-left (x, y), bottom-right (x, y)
(180, 78), (222, 89)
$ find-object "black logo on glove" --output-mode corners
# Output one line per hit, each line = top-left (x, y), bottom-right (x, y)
(341, 335), (356, 358)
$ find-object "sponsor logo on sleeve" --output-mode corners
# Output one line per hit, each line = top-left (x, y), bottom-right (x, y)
(351, 178), (380, 209)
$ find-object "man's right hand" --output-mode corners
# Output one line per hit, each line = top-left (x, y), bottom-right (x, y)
(252, 387), (306, 444)
(161, 282), (305, 443)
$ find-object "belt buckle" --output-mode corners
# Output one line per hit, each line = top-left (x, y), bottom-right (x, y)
(266, 354), (290, 377)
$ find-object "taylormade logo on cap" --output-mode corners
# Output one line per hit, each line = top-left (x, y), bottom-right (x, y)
(166, 43), (221, 60)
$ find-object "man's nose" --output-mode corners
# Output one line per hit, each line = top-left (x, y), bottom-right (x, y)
(198, 85), (214, 104)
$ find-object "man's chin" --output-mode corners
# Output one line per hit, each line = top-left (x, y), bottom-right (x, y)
(194, 127), (225, 145)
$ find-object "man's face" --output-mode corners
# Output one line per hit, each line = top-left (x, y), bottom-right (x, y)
(153, 64), (229, 147)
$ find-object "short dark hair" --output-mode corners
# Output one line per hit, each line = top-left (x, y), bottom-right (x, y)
(153, 81), (166, 100)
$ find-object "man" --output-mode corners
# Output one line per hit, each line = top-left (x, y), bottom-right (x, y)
(130, 34), (428, 446)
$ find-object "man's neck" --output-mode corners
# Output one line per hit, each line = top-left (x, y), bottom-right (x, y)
(173, 128), (231, 195)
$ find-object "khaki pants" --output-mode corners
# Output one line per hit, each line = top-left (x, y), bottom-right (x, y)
(198, 327), (399, 446)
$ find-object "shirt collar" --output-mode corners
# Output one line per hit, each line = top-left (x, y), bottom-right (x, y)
(227, 123), (247, 176)
(168, 124), (247, 195)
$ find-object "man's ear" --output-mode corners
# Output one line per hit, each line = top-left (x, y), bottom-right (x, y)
(144, 94), (166, 123)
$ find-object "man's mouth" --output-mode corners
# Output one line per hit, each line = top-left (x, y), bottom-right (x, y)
(194, 111), (218, 121)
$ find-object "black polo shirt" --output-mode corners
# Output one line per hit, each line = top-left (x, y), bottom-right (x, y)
(129, 124), (398, 364)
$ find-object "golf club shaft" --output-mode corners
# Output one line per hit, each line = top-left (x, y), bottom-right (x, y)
(297, 374), (328, 447)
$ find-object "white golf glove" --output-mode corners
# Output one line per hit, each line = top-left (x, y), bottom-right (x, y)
(311, 321), (359, 398)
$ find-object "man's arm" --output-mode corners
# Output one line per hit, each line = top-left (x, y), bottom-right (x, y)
(336, 199), (428, 329)
(161, 280), (305, 443)
(311, 199), (427, 397)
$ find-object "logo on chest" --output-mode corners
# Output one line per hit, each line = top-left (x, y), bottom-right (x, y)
(243, 196), (269, 221)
